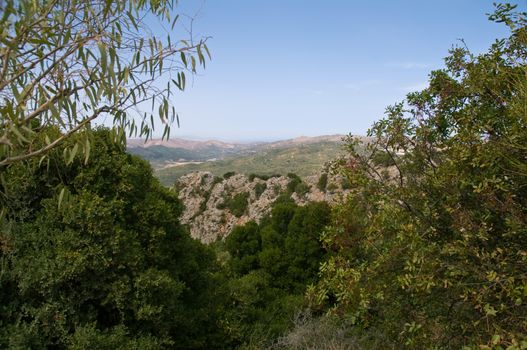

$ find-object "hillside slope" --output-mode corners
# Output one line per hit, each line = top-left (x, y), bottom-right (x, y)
(157, 141), (344, 186)
(176, 171), (350, 243)
(127, 138), (255, 169)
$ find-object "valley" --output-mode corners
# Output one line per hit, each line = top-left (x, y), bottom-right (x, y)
(127, 134), (349, 186)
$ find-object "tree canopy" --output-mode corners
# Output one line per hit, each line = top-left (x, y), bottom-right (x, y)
(308, 4), (527, 348)
(0, 129), (223, 348)
(0, 0), (209, 166)
(219, 200), (331, 348)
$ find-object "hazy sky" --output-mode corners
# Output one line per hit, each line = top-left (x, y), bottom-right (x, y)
(154, 0), (524, 141)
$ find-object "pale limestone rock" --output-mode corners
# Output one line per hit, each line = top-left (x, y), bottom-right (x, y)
(176, 171), (349, 243)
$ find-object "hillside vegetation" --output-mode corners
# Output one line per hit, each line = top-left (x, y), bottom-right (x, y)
(0, 130), (224, 347)
(175, 171), (350, 242)
(302, 6), (527, 348)
(1, 4), (525, 349)
(127, 145), (239, 169)
(155, 140), (345, 186)
(127, 139), (254, 169)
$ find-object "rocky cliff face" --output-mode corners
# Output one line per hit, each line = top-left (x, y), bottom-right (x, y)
(176, 171), (349, 243)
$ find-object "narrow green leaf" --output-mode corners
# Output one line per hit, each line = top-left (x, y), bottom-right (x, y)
(158, 103), (164, 122)
(84, 138), (91, 165)
(99, 42), (107, 72)
(11, 126), (28, 144)
(58, 187), (65, 209)
(203, 44), (212, 59)
(163, 99), (168, 120)
(162, 125), (168, 140)
(180, 52), (187, 67)
(68, 143), (79, 164)
(197, 45), (205, 67)
(38, 155), (47, 167)
(171, 14), (179, 30)
(190, 55), (196, 72)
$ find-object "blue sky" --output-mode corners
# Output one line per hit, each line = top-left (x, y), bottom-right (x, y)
(160, 0), (524, 141)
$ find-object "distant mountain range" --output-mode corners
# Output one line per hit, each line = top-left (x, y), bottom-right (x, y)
(127, 138), (258, 151)
(127, 135), (350, 186)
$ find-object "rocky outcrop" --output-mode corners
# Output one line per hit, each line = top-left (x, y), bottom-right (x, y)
(176, 171), (350, 243)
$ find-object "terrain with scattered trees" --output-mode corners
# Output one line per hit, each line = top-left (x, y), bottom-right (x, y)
(1, 1), (526, 349)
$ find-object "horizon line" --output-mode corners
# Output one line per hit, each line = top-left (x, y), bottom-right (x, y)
(127, 133), (354, 144)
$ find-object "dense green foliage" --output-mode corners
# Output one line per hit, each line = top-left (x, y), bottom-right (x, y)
(285, 173), (310, 197)
(286, 173), (302, 194)
(254, 183), (267, 199)
(217, 192), (250, 218)
(307, 5), (527, 349)
(223, 171), (237, 179)
(248, 173), (281, 182)
(218, 200), (332, 348)
(317, 172), (328, 192)
(0, 130), (223, 348)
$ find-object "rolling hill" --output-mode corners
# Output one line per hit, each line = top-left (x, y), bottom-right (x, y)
(127, 135), (348, 187)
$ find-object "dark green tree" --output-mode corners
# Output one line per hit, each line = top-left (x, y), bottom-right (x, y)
(0, 129), (222, 348)
(317, 173), (328, 192)
(225, 221), (261, 276)
(221, 201), (332, 347)
(283, 202), (331, 293)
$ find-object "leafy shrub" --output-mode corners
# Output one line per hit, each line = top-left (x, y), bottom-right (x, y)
(229, 192), (250, 217)
(197, 189), (211, 215)
(294, 182), (310, 197)
(223, 171), (236, 179)
(340, 177), (351, 190)
(309, 7), (527, 348)
(371, 150), (396, 167)
(221, 201), (332, 347)
(274, 192), (295, 206)
(326, 182), (338, 191)
(286, 173), (310, 196)
(200, 173), (211, 186)
(213, 176), (223, 186)
(218, 192), (250, 217)
(225, 222), (261, 275)
(317, 173), (328, 192)
(254, 182), (267, 199)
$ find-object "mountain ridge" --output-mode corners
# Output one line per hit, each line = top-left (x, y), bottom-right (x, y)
(127, 134), (353, 185)
(127, 134), (346, 151)
(126, 138), (249, 150)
